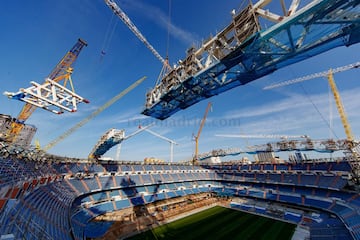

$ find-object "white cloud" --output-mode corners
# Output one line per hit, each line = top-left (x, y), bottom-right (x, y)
(121, 0), (199, 45)
(219, 87), (360, 140)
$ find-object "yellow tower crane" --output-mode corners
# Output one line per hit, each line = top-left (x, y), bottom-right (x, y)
(264, 62), (359, 144)
(327, 70), (355, 143)
(193, 102), (212, 164)
(264, 61), (360, 182)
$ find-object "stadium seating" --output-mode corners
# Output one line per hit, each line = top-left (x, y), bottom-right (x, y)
(1, 156), (359, 240)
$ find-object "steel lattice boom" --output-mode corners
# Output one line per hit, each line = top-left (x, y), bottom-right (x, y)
(104, 0), (167, 66)
(264, 62), (360, 181)
(44, 76), (146, 152)
(142, 0), (360, 120)
(264, 61), (360, 90)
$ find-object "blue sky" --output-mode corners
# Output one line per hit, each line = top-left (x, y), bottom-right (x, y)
(1, 0), (359, 162)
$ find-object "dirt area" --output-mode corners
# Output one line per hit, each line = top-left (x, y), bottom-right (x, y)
(93, 194), (231, 240)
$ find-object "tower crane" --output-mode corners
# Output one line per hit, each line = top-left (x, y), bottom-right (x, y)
(263, 62), (360, 90)
(88, 123), (153, 160)
(193, 102), (212, 164)
(3, 39), (88, 146)
(139, 126), (178, 163)
(43, 76), (146, 152)
(263, 61), (359, 144)
(263, 61), (360, 182)
(114, 123), (154, 160)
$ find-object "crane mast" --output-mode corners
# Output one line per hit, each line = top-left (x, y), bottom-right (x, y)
(114, 124), (154, 160)
(194, 102), (212, 164)
(327, 70), (354, 143)
(5, 39), (88, 145)
(264, 62), (358, 144)
(140, 127), (178, 163)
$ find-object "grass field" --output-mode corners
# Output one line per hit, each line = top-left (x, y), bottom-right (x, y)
(126, 206), (296, 240)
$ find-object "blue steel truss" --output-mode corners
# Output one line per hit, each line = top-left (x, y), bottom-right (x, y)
(142, 0), (360, 120)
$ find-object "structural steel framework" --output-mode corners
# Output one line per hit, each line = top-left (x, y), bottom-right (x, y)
(198, 138), (354, 161)
(141, 0), (360, 120)
(3, 39), (88, 145)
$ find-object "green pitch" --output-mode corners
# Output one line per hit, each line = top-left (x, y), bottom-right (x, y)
(126, 206), (296, 240)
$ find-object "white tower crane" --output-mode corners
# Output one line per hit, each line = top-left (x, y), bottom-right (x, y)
(139, 126), (178, 163)
(263, 61), (360, 90)
(115, 123), (154, 160)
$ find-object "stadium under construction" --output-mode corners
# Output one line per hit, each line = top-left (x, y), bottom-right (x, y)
(1, 0), (360, 239)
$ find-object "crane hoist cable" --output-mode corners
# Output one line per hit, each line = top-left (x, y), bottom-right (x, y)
(43, 76), (146, 151)
(100, 13), (118, 59)
(166, 0), (172, 59)
(155, 0), (173, 87)
(263, 62), (360, 182)
(104, 0), (169, 67)
(263, 61), (359, 143)
(104, 0), (172, 86)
